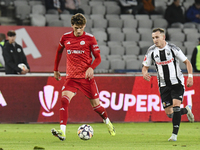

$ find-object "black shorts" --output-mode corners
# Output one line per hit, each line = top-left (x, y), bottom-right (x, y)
(159, 84), (185, 109)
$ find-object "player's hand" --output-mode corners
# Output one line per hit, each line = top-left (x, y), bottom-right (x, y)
(21, 69), (29, 74)
(187, 77), (193, 87)
(54, 71), (61, 81)
(57, 8), (62, 13)
(196, 14), (200, 19)
(143, 73), (151, 81)
(85, 67), (94, 80)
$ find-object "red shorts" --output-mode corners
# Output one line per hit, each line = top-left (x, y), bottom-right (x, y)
(62, 78), (99, 99)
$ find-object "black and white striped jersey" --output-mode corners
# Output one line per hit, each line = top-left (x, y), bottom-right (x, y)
(143, 42), (187, 87)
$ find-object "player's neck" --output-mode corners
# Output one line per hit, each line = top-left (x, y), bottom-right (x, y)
(73, 31), (84, 37)
(158, 41), (166, 49)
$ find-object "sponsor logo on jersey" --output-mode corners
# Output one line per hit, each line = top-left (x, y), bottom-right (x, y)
(93, 45), (99, 51)
(80, 41), (85, 45)
(67, 50), (85, 54)
(93, 44), (98, 48)
(156, 58), (174, 65)
(94, 48), (100, 51)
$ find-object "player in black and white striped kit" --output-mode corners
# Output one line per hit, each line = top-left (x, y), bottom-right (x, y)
(142, 28), (194, 141)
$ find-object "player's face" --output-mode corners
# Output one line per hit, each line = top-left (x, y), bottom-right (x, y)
(174, 0), (180, 6)
(152, 31), (166, 48)
(72, 24), (86, 37)
(8, 36), (16, 44)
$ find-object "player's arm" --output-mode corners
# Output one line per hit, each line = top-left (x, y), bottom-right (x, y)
(142, 65), (151, 81)
(85, 37), (101, 80)
(90, 51), (101, 70)
(183, 59), (193, 87)
(176, 47), (193, 87)
(85, 51), (101, 80)
(54, 44), (64, 81)
(20, 46), (30, 74)
(90, 38), (101, 69)
(142, 52), (152, 81)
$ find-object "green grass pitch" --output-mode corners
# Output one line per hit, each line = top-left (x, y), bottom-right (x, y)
(0, 122), (199, 150)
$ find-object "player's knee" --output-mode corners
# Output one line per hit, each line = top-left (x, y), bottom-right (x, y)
(61, 95), (70, 104)
(173, 106), (180, 112)
(167, 113), (174, 118)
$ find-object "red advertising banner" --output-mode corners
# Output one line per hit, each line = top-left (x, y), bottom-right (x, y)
(0, 26), (73, 72)
(0, 75), (199, 123)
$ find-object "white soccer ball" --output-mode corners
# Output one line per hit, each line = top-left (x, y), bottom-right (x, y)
(77, 124), (94, 140)
(18, 63), (27, 71)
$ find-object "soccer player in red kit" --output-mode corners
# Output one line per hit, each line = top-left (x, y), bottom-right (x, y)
(51, 13), (116, 141)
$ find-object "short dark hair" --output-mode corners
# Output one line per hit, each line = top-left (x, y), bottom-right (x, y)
(71, 13), (86, 26)
(152, 28), (165, 34)
(7, 30), (16, 37)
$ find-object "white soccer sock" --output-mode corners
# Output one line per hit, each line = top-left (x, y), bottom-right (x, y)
(60, 125), (66, 135)
(104, 118), (110, 124)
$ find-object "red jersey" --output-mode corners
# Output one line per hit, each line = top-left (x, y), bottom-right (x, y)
(55, 31), (100, 78)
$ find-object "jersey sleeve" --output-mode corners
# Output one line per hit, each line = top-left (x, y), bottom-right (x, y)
(90, 36), (100, 54)
(54, 38), (65, 71)
(59, 35), (65, 47)
(173, 46), (187, 62)
(143, 50), (153, 67)
(90, 36), (101, 69)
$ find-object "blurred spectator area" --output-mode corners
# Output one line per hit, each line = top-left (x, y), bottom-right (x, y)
(0, 0), (198, 73)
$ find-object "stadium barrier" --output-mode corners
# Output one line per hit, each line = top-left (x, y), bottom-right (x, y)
(0, 75), (199, 123)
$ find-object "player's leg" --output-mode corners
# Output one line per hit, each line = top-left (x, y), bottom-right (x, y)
(185, 105), (194, 122)
(160, 86), (174, 118)
(160, 86), (178, 141)
(52, 79), (77, 141)
(90, 98), (116, 136)
(165, 105), (173, 118)
(52, 90), (75, 141)
(80, 78), (116, 136)
(60, 91), (75, 133)
(90, 98), (108, 120)
(168, 99), (182, 141)
(168, 84), (185, 141)
(166, 105), (194, 122)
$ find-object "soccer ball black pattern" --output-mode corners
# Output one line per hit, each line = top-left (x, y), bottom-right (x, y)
(77, 124), (94, 140)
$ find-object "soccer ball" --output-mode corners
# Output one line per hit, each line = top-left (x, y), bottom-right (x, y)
(18, 63), (27, 71)
(77, 124), (94, 140)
